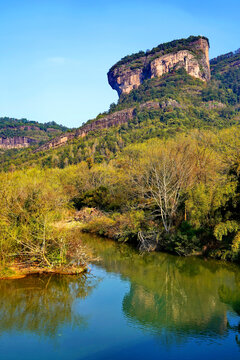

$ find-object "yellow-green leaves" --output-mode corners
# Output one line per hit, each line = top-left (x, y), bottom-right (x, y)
(214, 221), (239, 242)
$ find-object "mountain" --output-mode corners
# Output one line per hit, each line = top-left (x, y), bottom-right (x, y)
(108, 36), (210, 95)
(1, 35), (240, 265)
(0, 118), (69, 150)
(0, 35), (240, 170)
(26, 36), (212, 152)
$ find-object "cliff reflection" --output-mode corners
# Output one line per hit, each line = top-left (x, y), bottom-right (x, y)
(0, 273), (98, 337)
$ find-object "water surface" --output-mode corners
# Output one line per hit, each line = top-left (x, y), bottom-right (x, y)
(0, 234), (240, 359)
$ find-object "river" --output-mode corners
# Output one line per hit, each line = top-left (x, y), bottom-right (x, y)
(0, 233), (240, 359)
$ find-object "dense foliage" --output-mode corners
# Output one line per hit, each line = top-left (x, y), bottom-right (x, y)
(210, 52), (240, 101)
(74, 128), (240, 261)
(1, 127), (240, 270)
(0, 167), (90, 275)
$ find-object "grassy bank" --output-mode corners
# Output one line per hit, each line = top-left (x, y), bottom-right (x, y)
(0, 263), (86, 280)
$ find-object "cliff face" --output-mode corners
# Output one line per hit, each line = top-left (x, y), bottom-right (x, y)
(0, 118), (69, 150)
(108, 37), (210, 96)
(0, 136), (36, 149)
(36, 101), (160, 152)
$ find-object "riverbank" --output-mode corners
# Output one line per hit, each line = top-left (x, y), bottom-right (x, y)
(0, 263), (87, 280)
(71, 209), (240, 262)
(1, 206), (239, 281)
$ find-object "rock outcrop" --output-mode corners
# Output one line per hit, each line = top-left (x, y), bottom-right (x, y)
(108, 36), (210, 96)
(36, 132), (76, 151)
(36, 101), (160, 152)
(0, 118), (68, 150)
(0, 136), (36, 149)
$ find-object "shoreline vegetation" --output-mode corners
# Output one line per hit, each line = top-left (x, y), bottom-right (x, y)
(0, 263), (86, 280)
(1, 126), (240, 279)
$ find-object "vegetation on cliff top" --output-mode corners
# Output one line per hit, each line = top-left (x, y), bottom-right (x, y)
(109, 35), (209, 72)
(0, 117), (69, 145)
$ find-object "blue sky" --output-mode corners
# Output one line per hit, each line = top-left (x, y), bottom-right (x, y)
(0, 0), (239, 128)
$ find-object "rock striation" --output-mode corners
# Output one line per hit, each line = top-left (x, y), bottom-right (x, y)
(0, 118), (68, 150)
(0, 136), (36, 149)
(36, 101), (160, 152)
(108, 36), (210, 96)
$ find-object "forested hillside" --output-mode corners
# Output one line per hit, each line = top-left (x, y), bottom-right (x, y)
(210, 50), (240, 100)
(1, 64), (239, 170)
(0, 118), (68, 137)
(0, 117), (69, 151)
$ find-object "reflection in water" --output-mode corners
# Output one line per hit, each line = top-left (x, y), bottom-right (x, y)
(0, 233), (240, 359)
(0, 273), (99, 337)
(82, 234), (240, 344)
(218, 283), (240, 346)
(219, 284), (240, 316)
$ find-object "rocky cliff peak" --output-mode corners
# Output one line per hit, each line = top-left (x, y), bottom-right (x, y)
(108, 36), (210, 96)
